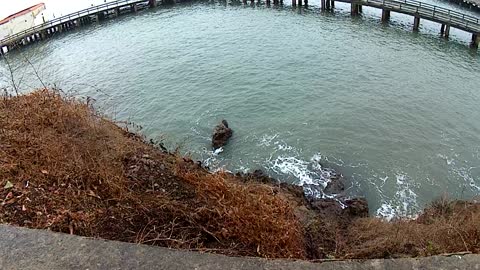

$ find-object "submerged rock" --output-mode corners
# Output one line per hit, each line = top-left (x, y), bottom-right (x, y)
(323, 174), (346, 195)
(212, 120), (233, 149)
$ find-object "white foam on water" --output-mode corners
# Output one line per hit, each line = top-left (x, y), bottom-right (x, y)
(438, 153), (480, 193)
(203, 147), (224, 169)
(270, 156), (320, 186)
(275, 141), (294, 151)
(213, 147), (224, 155)
(257, 134), (279, 147)
(375, 173), (419, 220)
(453, 166), (480, 192)
(437, 153), (455, 166)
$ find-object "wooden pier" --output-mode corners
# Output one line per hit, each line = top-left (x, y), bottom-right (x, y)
(339, 0), (480, 47)
(318, 0), (480, 48)
(0, 0), (161, 55)
(443, 0), (480, 13)
(1, 0), (480, 55)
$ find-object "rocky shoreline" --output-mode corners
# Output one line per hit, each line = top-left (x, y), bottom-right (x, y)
(0, 90), (479, 260)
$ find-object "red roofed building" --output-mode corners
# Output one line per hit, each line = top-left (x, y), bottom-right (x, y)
(0, 3), (46, 40)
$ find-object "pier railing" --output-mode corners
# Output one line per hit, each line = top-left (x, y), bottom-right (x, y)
(358, 0), (480, 32)
(0, 0), (148, 46)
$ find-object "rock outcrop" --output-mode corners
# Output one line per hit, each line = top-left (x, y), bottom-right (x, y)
(212, 120), (233, 149)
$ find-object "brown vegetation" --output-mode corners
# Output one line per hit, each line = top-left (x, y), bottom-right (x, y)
(0, 89), (479, 260)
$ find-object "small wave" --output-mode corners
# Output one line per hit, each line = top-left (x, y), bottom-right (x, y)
(438, 153), (480, 193)
(270, 156), (326, 186)
(375, 173), (419, 220)
(203, 147), (224, 169)
(257, 134), (279, 147)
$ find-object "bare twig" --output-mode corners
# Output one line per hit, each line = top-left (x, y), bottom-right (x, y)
(2, 56), (18, 95)
(23, 56), (47, 90)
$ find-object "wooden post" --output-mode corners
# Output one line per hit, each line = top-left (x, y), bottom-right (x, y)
(304, 0), (308, 6)
(321, 0), (325, 10)
(444, 25), (450, 38)
(292, 0), (296, 7)
(298, 0), (302, 6)
(381, 9), (390, 21)
(326, 0), (331, 10)
(331, 0), (334, 8)
(358, 4), (362, 12)
(351, 3), (358, 15)
(131, 4), (138, 12)
(149, 0), (157, 8)
(440, 24), (445, 35)
(470, 33), (479, 49)
(413, 16), (420, 31)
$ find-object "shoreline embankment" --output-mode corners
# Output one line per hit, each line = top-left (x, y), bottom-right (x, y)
(0, 89), (479, 260)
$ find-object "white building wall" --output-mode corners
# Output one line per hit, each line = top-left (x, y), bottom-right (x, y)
(0, 6), (45, 41)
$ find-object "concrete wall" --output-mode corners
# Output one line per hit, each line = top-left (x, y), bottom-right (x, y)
(0, 225), (479, 270)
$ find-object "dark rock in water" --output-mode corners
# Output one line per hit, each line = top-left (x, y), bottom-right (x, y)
(323, 174), (345, 195)
(212, 120), (233, 149)
(344, 198), (369, 218)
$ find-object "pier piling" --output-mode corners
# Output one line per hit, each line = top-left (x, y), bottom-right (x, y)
(351, 3), (360, 15)
(413, 16), (420, 31)
(149, 0), (158, 8)
(444, 25), (451, 38)
(131, 4), (138, 12)
(381, 9), (391, 21)
(471, 33), (479, 49)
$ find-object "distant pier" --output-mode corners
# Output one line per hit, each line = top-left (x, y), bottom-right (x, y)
(0, 0), (479, 54)
(443, 0), (480, 12)
(0, 0), (163, 55)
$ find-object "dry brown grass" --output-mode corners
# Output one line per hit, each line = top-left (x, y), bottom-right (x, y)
(176, 168), (306, 258)
(341, 199), (480, 259)
(0, 89), (305, 259)
(1, 89), (479, 260)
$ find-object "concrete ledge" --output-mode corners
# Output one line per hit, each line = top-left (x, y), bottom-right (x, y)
(0, 225), (479, 270)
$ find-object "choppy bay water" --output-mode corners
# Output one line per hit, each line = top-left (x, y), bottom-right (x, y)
(1, 1), (480, 219)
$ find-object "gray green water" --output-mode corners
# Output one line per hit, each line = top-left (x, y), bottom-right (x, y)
(1, 1), (480, 218)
